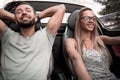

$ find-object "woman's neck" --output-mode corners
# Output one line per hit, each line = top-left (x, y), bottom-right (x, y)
(81, 31), (91, 41)
(82, 32), (93, 49)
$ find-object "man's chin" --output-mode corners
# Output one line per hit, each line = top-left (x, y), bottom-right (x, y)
(17, 19), (36, 29)
(18, 23), (34, 28)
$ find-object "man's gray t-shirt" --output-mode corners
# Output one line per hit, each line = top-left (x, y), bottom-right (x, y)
(1, 27), (55, 80)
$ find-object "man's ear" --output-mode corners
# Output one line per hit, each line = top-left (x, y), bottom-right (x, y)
(14, 16), (17, 24)
(15, 20), (17, 24)
(35, 17), (38, 22)
(35, 12), (40, 22)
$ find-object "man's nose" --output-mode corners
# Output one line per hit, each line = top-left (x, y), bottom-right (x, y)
(22, 11), (27, 15)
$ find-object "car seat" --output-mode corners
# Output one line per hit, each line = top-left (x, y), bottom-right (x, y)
(62, 8), (103, 80)
(63, 10), (80, 80)
(63, 8), (120, 80)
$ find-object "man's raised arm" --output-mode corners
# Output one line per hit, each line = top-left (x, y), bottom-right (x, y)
(0, 9), (15, 36)
(38, 4), (66, 35)
(0, 9), (15, 22)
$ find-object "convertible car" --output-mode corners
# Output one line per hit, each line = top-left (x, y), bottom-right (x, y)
(0, 1), (120, 80)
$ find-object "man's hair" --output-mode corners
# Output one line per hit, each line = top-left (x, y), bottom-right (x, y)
(14, 1), (35, 14)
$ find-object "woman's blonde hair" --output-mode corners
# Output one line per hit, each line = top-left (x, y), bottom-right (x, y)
(74, 7), (112, 64)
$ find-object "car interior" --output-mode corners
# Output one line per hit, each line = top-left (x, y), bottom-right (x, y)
(0, 1), (120, 80)
(98, 13), (120, 78)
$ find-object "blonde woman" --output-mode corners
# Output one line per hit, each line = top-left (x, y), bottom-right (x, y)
(66, 7), (120, 80)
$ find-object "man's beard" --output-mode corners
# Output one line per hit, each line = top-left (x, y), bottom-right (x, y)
(17, 19), (36, 29)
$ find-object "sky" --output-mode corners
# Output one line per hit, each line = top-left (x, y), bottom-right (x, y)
(0, 0), (105, 17)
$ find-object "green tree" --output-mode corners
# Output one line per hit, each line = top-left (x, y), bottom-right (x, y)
(98, 0), (120, 15)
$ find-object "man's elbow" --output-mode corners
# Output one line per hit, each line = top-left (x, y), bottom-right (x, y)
(59, 4), (66, 12)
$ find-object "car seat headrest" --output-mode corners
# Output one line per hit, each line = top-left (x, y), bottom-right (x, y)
(67, 10), (80, 31)
(67, 7), (91, 31)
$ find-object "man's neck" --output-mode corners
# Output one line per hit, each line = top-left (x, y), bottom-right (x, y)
(20, 26), (35, 38)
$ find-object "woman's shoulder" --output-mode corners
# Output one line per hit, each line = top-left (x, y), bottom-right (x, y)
(66, 38), (76, 46)
(66, 38), (76, 43)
